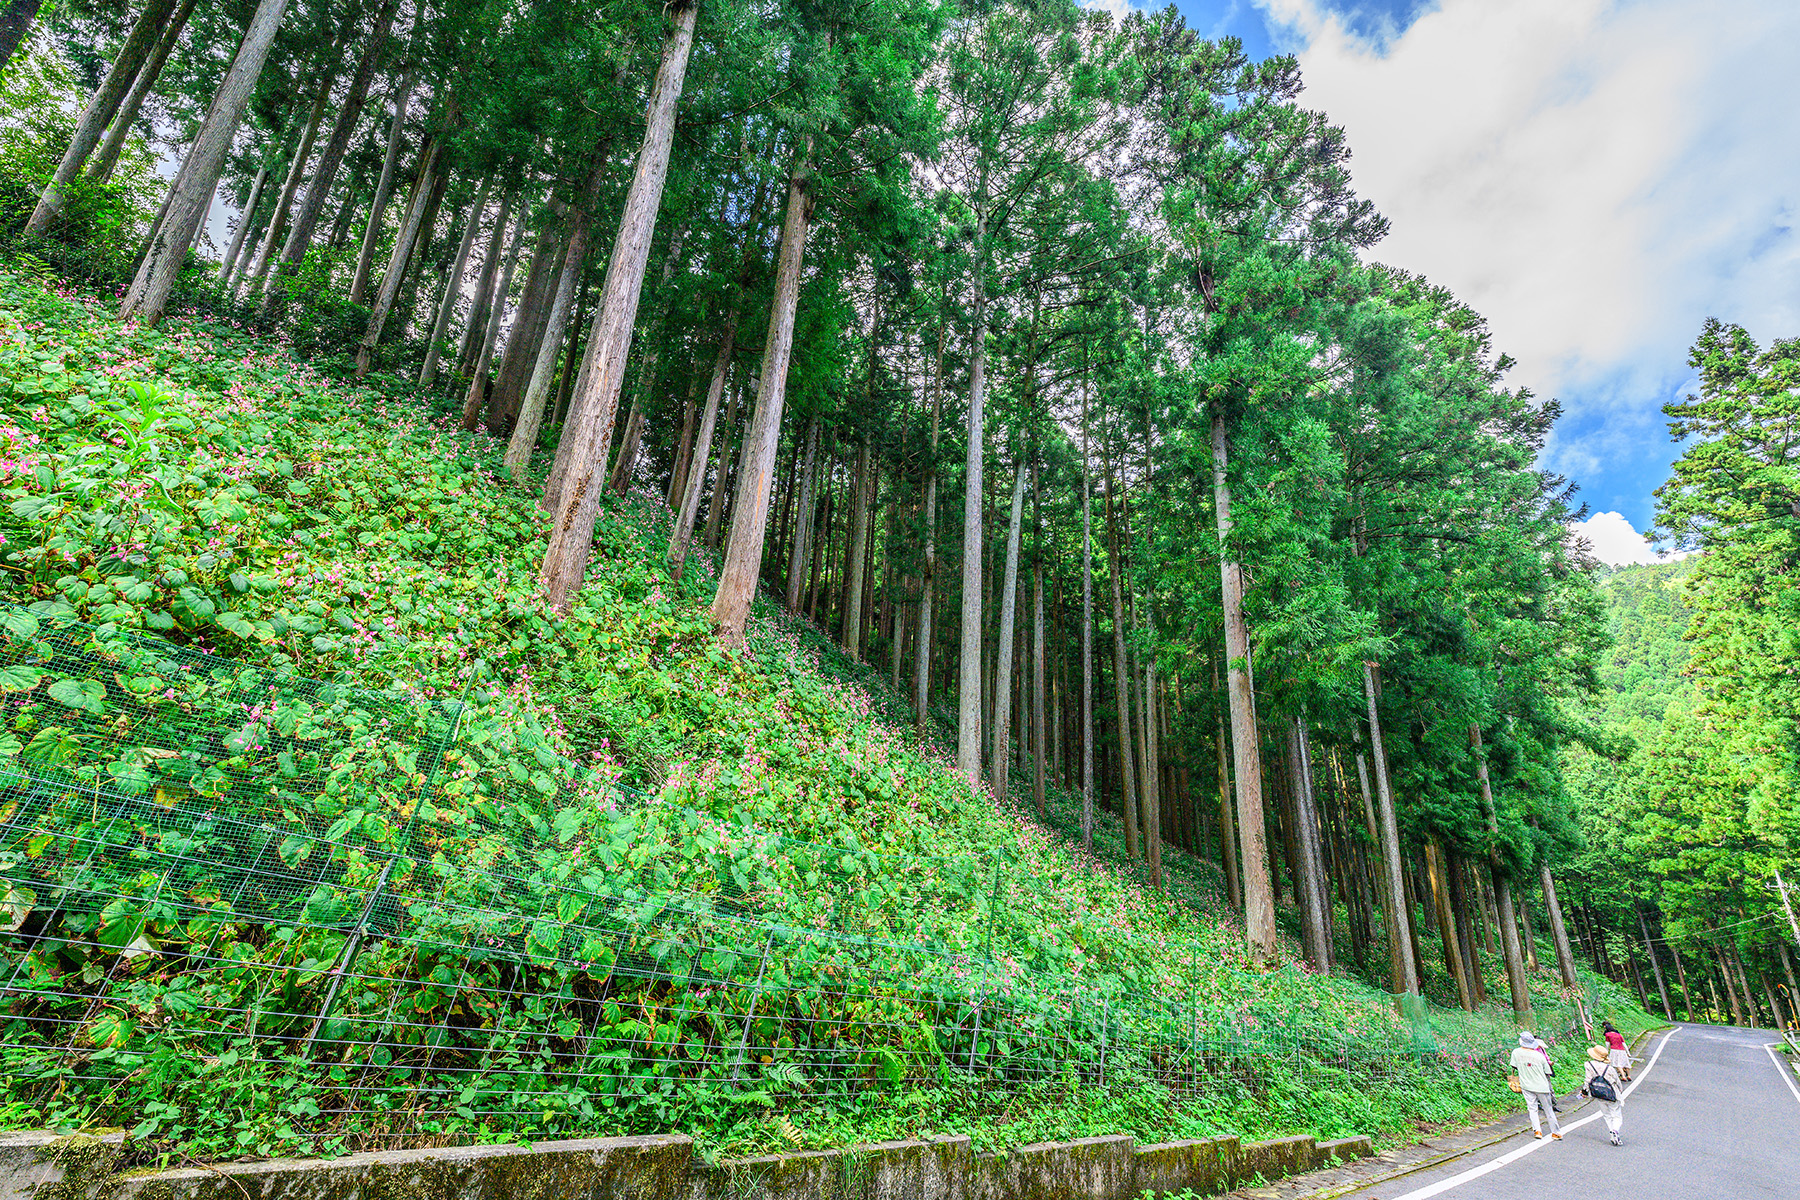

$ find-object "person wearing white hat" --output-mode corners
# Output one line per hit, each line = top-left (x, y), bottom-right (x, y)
(1510, 1031), (1562, 1140)
(1583, 1044), (1626, 1146)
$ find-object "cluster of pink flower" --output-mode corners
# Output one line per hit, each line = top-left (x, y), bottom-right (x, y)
(220, 378), (260, 416)
(0, 420), (44, 484)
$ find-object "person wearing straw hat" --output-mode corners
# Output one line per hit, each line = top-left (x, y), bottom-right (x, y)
(1602, 1021), (1631, 1081)
(1583, 1043), (1626, 1146)
(1510, 1031), (1562, 1140)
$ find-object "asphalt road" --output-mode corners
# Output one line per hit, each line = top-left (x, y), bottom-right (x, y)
(1338, 1023), (1800, 1200)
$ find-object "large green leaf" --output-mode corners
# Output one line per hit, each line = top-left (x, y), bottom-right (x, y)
(0, 664), (43, 692)
(217, 610), (255, 637)
(47, 676), (106, 714)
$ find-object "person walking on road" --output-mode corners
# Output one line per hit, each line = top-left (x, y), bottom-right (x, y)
(1511, 1031), (1562, 1141)
(1603, 1021), (1631, 1081)
(1583, 1044), (1626, 1146)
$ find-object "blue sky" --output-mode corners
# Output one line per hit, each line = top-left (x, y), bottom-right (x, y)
(1093, 0), (1800, 563)
(1167, 0), (1444, 57)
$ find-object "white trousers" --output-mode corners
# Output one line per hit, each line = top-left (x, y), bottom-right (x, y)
(1524, 1091), (1562, 1135)
(1598, 1099), (1624, 1134)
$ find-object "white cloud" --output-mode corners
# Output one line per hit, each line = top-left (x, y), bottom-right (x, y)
(1571, 511), (1681, 566)
(1254, 0), (1800, 421)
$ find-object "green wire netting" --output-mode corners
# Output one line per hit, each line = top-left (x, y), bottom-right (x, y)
(0, 605), (1577, 1143)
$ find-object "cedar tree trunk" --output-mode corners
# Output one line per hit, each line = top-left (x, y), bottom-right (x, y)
(263, 0), (397, 314)
(990, 458), (1025, 797)
(90, 0), (199, 184)
(27, 0), (178, 234)
(421, 177), (492, 387)
(350, 62), (418, 306)
(538, 1), (699, 609)
(710, 144), (814, 643)
(352, 133), (440, 376)
(121, 0), (291, 325)
(955, 219), (989, 785)
(1212, 404), (1276, 960)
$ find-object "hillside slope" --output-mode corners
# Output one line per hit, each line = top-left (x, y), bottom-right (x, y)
(0, 271), (1647, 1163)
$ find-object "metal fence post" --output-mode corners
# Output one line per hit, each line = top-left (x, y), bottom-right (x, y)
(983, 853), (1000, 962)
(1098, 995), (1109, 1088)
(731, 930), (775, 1083)
(965, 961), (986, 1071)
(300, 851), (398, 1059)
(1190, 991), (1198, 1094)
(964, 854), (1001, 1076)
(302, 675), (471, 1060)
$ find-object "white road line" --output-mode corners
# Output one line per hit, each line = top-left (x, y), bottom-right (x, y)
(1764, 1042), (1800, 1107)
(1381, 1029), (1680, 1200)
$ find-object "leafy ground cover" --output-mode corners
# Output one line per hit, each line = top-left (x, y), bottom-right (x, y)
(0, 268), (1653, 1166)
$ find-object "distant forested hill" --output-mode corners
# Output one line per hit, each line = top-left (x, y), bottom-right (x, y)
(1562, 554), (1799, 1026)
(1590, 559), (1697, 735)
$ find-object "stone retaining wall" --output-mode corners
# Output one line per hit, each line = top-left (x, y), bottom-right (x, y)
(1, 1127), (1373, 1200)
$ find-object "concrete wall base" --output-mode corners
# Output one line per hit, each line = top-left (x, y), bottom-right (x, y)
(1, 1126), (1374, 1200)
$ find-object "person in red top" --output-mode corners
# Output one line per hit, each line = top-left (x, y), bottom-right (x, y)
(1603, 1021), (1631, 1081)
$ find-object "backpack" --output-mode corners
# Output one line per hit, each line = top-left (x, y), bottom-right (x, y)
(1586, 1067), (1618, 1103)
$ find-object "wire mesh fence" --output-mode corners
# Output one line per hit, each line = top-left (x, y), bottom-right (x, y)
(1, 605), (1576, 1149)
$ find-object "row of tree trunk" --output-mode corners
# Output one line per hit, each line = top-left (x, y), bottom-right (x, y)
(1577, 902), (1797, 1031)
(709, 336), (1611, 1023)
(29, 0), (723, 609)
(34, 0), (575, 440)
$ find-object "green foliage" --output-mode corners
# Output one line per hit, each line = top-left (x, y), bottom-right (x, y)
(264, 247), (375, 367)
(1655, 319), (1800, 849)
(0, 45), (159, 284)
(0, 267), (1589, 1163)
(1563, 555), (1794, 1022)
(1555, 314), (1799, 1029)
(0, 0), (1689, 1168)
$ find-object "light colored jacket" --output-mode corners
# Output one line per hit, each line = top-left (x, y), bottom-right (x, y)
(1511, 1046), (1552, 1093)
